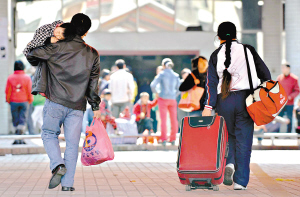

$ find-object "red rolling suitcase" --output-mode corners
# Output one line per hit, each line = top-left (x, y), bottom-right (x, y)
(177, 115), (229, 191)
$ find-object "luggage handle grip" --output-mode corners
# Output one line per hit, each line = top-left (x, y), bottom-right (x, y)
(189, 178), (212, 184)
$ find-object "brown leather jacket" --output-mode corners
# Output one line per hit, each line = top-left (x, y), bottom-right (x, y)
(27, 35), (101, 111)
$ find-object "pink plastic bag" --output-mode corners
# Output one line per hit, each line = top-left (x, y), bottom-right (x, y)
(81, 118), (114, 166)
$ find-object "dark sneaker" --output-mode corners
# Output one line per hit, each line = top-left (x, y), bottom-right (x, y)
(49, 164), (66, 189)
(62, 186), (75, 191)
(223, 164), (234, 186)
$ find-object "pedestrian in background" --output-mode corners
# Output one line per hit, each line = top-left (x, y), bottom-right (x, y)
(5, 60), (33, 144)
(150, 58), (180, 146)
(277, 64), (300, 133)
(177, 68), (191, 128)
(152, 66), (164, 133)
(27, 66), (36, 135)
(109, 59), (135, 118)
(31, 94), (46, 133)
(100, 89), (117, 130)
(179, 56), (208, 116)
(98, 69), (110, 95)
(133, 92), (158, 134)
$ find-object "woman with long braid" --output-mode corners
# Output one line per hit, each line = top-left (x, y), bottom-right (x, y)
(202, 22), (271, 190)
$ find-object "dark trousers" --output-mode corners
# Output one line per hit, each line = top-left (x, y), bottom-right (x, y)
(137, 118), (153, 134)
(10, 102), (28, 128)
(216, 90), (254, 187)
(279, 105), (293, 133)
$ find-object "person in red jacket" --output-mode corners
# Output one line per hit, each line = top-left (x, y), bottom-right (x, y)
(133, 92), (158, 134)
(277, 64), (300, 133)
(5, 61), (33, 144)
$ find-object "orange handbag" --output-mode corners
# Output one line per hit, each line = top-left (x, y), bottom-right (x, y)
(244, 45), (287, 126)
(178, 73), (204, 112)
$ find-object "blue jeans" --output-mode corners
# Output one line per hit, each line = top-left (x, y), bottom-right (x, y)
(216, 91), (254, 187)
(10, 102), (28, 128)
(279, 105), (293, 133)
(42, 99), (84, 187)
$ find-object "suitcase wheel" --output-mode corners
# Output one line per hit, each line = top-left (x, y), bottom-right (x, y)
(212, 185), (219, 191)
(185, 185), (191, 191)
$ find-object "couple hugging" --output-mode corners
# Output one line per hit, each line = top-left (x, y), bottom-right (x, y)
(24, 13), (101, 191)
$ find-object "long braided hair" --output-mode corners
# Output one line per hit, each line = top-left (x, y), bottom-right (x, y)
(217, 22), (237, 99)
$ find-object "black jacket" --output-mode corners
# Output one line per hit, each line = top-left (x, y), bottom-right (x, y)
(31, 61), (48, 95)
(179, 70), (207, 110)
(31, 37), (52, 95)
(27, 35), (101, 111)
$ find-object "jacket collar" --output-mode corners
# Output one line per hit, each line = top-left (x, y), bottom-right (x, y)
(220, 40), (238, 46)
(14, 70), (25, 74)
(164, 68), (172, 72)
(73, 35), (85, 43)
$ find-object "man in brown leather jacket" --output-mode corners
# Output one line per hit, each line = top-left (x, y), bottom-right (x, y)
(26, 14), (101, 191)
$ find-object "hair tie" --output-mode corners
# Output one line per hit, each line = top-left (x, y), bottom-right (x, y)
(226, 34), (230, 36)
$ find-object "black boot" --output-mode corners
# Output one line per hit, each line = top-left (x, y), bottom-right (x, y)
(49, 164), (67, 189)
(19, 129), (26, 144)
(62, 187), (75, 191)
(19, 139), (26, 144)
(12, 140), (20, 145)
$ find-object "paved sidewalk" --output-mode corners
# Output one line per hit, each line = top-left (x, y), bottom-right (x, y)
(0, 151), (300, 197)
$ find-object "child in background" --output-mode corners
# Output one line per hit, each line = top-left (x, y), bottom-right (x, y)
(133, 92), (158, 134)
(100, 89), (117, 130)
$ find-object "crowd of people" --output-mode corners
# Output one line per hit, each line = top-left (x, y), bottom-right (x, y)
(5, 53), (300, 145)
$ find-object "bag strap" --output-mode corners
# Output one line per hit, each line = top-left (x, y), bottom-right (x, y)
(191, 72), (200, 85)
(243, 45), (254, 94)
(90, 118), (96, 126)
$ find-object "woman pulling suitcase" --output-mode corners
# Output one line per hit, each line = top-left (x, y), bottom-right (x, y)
(202, 22), (271, 190)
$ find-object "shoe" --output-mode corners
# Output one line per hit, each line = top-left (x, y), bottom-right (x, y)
(49, 164), (67, 189)
(62, 186), (75, 191)
(162, 141), (167, 146)
(19, 139), (26, 144)
(234, 183), (247, 190)
(223, 163), (235, 186)
(170, 141), (176, 146)
(12, 140), (20, 145)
